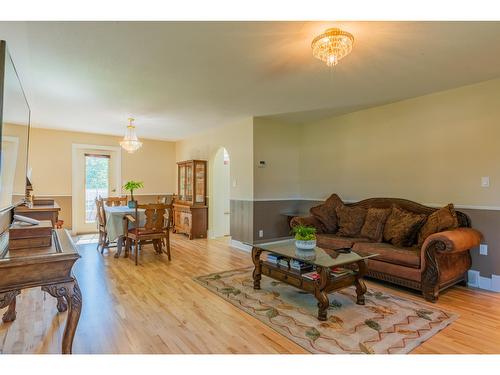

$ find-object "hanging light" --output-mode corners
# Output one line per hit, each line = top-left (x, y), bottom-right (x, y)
(311, 27), (354, 67)
(120, 117), (143, 153)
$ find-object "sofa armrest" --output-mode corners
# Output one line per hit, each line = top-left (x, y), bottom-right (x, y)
(421, 227), (482, 255)
(420, 227), (482, 302)
(289, 215), (325, 233)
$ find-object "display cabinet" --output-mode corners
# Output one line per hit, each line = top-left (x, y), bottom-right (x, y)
(173, 160), (208, 239)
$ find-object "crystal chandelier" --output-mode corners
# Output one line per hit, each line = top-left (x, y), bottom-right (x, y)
(311, 27), (354, 67)
(120, 117), (143, 153)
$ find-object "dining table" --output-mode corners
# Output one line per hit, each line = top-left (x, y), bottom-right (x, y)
(104, 206), (146, 258)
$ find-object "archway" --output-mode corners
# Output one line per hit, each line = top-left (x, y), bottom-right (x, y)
(212, 147), (231, 238)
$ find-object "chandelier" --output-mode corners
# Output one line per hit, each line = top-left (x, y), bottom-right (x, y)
(311, 27), (354, 67)
(120, 117), (143, 153)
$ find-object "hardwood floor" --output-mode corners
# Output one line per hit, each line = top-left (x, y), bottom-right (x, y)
(1, 233), (499, 354)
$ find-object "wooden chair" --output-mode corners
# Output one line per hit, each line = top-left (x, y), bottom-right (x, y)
(156, 194), (175, 205)
(103, 196), (128, 207)
(122, 202), (173, 265)
(95, 197), (118, 254)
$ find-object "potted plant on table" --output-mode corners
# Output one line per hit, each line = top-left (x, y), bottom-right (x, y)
(123, 180), (144, 208)
(292, 225), (317, 250)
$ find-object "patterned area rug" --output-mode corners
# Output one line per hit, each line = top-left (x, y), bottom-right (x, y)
(194, 267), (458, 354)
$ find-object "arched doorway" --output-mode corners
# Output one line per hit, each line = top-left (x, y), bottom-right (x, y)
(212, 147), (230, 238)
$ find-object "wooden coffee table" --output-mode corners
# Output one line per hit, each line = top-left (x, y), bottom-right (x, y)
(252, 240), (376, 321)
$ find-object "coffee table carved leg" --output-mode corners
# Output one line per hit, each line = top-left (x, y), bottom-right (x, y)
(42, 279), (82, 354)
(354, 260), (368, 305)
(252, 247), (263, 290)
(314, 266), (330, 321)
(0, 290), (21, 323)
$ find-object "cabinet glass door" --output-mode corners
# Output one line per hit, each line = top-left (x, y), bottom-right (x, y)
(195, 162), (205, 203)
(185, 163), (193, 202)
(179, 165), (186, 201)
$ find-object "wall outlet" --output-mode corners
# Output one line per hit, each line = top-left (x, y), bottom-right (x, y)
(258, 230), (264, 238)
(479, 244), (488, 255)
(481, 176), (490, 187)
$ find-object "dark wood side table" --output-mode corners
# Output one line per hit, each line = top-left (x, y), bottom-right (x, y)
(0, 228), (82, 354)
(14, 202), (61, 228)
(281, 211), (309, 227)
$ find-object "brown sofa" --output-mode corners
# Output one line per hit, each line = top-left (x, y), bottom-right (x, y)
(291, 196), (482, 302)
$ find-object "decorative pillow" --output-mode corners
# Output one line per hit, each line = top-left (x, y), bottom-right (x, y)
(309, 194), (344, 233)
(383, 205), (427, 247)
(360, 208), (392, 242)
(335, 205), (368, 237)
(417, 203), (459, 246)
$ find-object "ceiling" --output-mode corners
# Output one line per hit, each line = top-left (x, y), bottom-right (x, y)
(1, 21), (500, 140)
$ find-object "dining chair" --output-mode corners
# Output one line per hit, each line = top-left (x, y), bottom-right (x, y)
(156, 194), (175, 205)
(103, 196), (128, 207)
(95, 197), (109, 253)
(122, 202), (173, 265)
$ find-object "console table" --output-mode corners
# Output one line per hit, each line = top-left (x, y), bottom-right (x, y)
(14, 201), (61, 227)
(0, 228), (82, 354)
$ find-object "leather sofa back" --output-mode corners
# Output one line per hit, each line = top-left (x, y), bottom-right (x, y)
(345, 197), (471, 228)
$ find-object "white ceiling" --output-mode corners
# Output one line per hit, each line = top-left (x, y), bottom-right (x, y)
(1, 21), (500, 140)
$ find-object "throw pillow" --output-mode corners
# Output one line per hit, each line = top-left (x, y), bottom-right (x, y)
(383, 205), (427, 247)
(417, 203), (459, 246)
(360, 207), (392, 242)
(336, 205), (368, 237)
(309, 194), (344, 233)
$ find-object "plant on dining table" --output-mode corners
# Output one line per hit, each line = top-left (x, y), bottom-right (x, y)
(123, 180), (144, 206)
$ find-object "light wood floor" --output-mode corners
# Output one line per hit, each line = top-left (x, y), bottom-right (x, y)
(1, 233), (499, 354)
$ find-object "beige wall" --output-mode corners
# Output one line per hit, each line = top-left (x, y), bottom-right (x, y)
(253, 117), (301, 200)
(2, 126), (176, 228)
(175, 117), (254, 201)
(299, 78), (500, 207)
(26, 127), (176, 196)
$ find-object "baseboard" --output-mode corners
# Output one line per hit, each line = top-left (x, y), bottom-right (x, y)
(467, 270), (500, 292)
(230, 239), (252, 252)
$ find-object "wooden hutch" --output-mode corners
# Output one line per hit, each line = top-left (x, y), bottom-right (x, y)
(173, 160), (208, 239)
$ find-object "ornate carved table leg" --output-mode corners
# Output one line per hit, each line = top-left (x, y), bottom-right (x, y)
(314, 266), (330, 321)
(42, 279), (82, 354)
(252, 247), (263, 290)
(56, 297), (68, 312)
(354, 260), (368, 305)
(0, 290), (21, 323)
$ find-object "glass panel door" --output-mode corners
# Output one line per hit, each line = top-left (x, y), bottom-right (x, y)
(84, 154), (110, 223)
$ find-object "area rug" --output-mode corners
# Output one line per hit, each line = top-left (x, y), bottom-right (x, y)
(194, 267), (458, 354)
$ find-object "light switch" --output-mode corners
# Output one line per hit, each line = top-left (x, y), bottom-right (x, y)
(481, 176), (490, 188)
(232, 179), (237, 188)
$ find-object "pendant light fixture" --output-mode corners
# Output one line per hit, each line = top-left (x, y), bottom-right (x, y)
(120, 117), (143, 153)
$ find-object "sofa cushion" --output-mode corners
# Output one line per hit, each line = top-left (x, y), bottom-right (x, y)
(309, 194), (344, 233)
(360, 207), (391, 242)
(417, 203), (459, 246)
(383, 205), (427, 247)
(317, 234), (370, 250)
(335, 205), (367, 237)
(352, 242), (421, 268)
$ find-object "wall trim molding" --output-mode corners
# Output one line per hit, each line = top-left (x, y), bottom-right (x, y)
(230, 239), (252, 253)
(33, 193), (175, 198)
(232, 197), (500, 211)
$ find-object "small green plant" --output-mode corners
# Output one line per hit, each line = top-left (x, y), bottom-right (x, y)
(292, 225), (317, 241)
(123, 180), (144, 201)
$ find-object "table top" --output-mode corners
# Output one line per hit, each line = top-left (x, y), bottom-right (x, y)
(0, 228), (79, 263)
(104, 206), (140, 214)
(256, 239), (376, 268)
